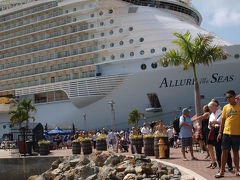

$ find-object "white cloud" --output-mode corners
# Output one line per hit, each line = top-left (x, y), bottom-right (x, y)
(193, 0), (240, 27)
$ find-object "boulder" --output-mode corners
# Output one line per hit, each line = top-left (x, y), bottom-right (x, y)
(124, 166), (136, 175)
(69, 158), (80, 167)
(91, 151), (110, 167)
(135, 166), (143, 173)
(105, 155), (121, 166)
(85, 174), (98, 180)
(75, 163), (99, 180)
(123, 173), (137, 180)
(180, 175), (195, 180)
(51, 158), (62, 170)
(161, 174), (171, 180)
(28, 175), (44, 180)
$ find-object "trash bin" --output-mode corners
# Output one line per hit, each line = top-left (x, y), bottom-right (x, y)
(26, 140), (32, 155)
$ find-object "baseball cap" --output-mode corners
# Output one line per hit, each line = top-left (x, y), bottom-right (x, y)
(182, 108), (190, 114)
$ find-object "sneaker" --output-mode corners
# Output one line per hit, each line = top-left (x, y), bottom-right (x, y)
(215, 172), (224, 178)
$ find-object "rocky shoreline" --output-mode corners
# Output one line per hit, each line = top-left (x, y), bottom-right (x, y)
(29, 151), (182, 180)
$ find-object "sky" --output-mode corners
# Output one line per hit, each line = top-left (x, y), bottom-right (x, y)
(192, 0), (240, 45)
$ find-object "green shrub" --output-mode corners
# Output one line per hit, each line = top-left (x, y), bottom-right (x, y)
(38, 140), (50, 146)
(96, 134), (107, 141)
(143, 134), (154, 139)
(129, 134), (142, 140)
(81, 137), (91, 142)
(153, 131), (168, 138)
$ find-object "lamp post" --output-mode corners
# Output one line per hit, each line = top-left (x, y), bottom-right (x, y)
(83, 113), (86, 131)
(108, 99), (115, 130)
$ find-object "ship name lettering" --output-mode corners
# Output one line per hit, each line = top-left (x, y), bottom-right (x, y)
(210, 73), (234, 83)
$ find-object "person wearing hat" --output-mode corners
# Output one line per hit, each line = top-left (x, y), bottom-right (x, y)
(179, 108), (197, 161)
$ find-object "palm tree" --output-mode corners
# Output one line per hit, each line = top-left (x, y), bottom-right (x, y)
(128, 109), (144, 128)
(160, 31), (227, 116)
(18, 99), (37, 130)
(9, 107), (27, 129)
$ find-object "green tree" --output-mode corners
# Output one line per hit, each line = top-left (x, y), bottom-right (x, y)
(18, 99), (36, 130)
(160, 31), (227, 116)
(9, 107), (27, 129)
(128, 109), (144, 128)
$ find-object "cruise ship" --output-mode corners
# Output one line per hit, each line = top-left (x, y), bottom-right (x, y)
(0, 0), (239, 135)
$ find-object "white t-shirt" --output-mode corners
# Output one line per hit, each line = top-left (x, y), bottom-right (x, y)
(167, 128), (173, 138)
(208, 108), (222, 129)
(141, 126), (150, 134)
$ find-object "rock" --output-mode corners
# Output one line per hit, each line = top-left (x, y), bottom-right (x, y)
(116, 172), (125, 179)
(85, 174), (98, 180)
(141, 163), (152, 174)
(123, 173), (137, 180)
(28, 175), (44, 180)
(105, 155), (121, 166)
(58, 162), (70, 172)
(136, 175), (143, 180)
(64, 170), (74, 180)
(161, 174), (171, 180)
(43, 170), (57, 180)
(52, 159), (62, 170)
(69, 158), (80, 167)
(91, 151), (109, 167)
(118, 155), (126, 163)
(98, 166), (115, 179)
(167, 167), (174, 175)
(134, 154), (151, 163)
(171, 174), (181, 180)
(80, 156), (90, 166)
(157, 170), (168, 177)
(174, 168), (181, 176)
(151, 161), (159, 174)
(75, 164), (99, 180)
(180, 175), (194, 180)
(124, 166), (136, 175)
(116, 163), (128, 172)
(135, 166), (143, 173)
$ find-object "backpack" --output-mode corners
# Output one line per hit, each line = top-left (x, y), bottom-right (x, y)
(173, 118), (180, 134)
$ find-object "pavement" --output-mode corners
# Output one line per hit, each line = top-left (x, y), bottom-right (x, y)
(0, 147), (239, 180)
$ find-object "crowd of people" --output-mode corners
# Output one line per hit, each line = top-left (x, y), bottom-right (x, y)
(43, 90), (240, 178)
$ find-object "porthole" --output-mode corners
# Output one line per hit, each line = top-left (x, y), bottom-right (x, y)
(151, 48), (155, 53)
(99, 11), (103, 16)
(90, 13), (94, 18)
(119, 41), (124, 45)
(110, 43), (114, 47)
(130, 52), (134, 56)
(120, 53), (124, 58)
(129, 39), (134, 44)
(110, 19), (114, 24)
(119, 28), (123, 33)
(140, 50), (144, 55)
(109, 30), (113, 35)
(162, 47), (167, 52)
(141, 64), (147, 70)
(129, 27), (133, 31)
(234, 54), (240, 59)
(139, 37), (144, 42)
(111, 55), (115, 60)
(101, 45), (105, 49)
(90, 24), (94, 28)
(101, 32), (104, 37)
(3, 125), (6, 129)
(151, 63), (157, 69)
(109, 9), (113, 14)
(100, 22), (104, 26)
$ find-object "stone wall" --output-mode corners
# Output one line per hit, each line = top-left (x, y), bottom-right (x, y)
(0, 156), (59, 180)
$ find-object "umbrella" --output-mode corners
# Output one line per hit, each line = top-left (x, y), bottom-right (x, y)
(48, 127), (64, 135)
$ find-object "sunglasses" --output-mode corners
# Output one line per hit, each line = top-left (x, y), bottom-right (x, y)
(225, 96), (234, 99)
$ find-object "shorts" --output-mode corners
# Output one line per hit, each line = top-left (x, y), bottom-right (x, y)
(221, 134), (240, 151)
(174, 135), (179, 141)
(181, 137), (192, 148)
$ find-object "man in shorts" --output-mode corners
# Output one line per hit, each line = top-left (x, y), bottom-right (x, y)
(179, 108), (197, 161)
(215, 90), (240, 178)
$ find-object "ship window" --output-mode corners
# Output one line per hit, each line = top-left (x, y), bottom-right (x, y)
(73, 18), (77, 22)
(147, 93), (161, 108)
(111, 55), (115, 60)
(100, 22), (104, 26)
(119, 41), (124, 45)
(90, 24), (94, 28)
(139, 37), (144, 42)
(55, 90), (68, 101)
(130, 52), (134, 56)
(99, 11), (103, 16)
(65, 10), (68, 13)
(129, 39), (134, 44)
(110, 43), (114, 47)
(140, 50), (144, 55)
(73, 8), (76, 11)
(234, 54), (239, 59)
(120, 53), (124, 58)
(109, 30), (113, 35)
(129, 27), (133, 31)
(91, 34), (95, 39)
(162, 47), (167, 52)
(151, 48), (155, 53)
(151, 63), (157, 69)
(109, 9), (113, 14)
(141, 64), (147, 70)
(35, 93), (47, 103)
(110, 19), (114, 24)
(119, 28), (123, 33)
(90, 13), (94, 18)
(101, 32), (104, 37)
(51, 77), (55, 83)
(102, 57), (106, 61)
(101, 45), (105, 49)
(47, 92), (54, 102)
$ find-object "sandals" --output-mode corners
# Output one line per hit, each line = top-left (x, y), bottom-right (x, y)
(236, 172), (240, 176)
(215, 172), (224, 178)
(191, 157), (198, 161)
(210, 162), (217, 169)
(206, 163), (213, 168)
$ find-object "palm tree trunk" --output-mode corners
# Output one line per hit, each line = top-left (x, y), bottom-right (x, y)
(192, 65), (201, 117)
